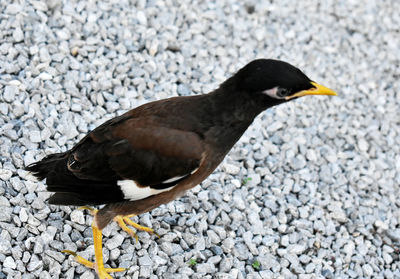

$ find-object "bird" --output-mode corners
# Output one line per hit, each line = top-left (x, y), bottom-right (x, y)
(26, 59), (337, 279)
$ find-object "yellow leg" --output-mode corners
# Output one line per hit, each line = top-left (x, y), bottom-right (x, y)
(92, 223), (125, 278)
(113, 215), (160, 241)
(63, 207), (158, 278)
(63, 207), (125, 279)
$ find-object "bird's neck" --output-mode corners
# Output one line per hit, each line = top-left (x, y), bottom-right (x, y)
(208, 84), (275, 123)
(202, 86), (273, 154)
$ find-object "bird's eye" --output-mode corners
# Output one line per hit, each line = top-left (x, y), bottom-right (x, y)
(277, 88), (289, 97)
(262, 87), (291, 99)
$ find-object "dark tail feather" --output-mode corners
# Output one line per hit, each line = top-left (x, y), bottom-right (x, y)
(25, 153), (68, 180)
(26, 152), (124, 206)
(48, 192), (90, 205)
(48, 192), (123, 206)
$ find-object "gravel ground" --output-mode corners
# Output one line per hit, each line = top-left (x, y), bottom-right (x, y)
(1, 0), (400, 278)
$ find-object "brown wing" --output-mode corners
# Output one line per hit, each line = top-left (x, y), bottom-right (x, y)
(70, 115), (204, 185)
(35, 112), (205, 205)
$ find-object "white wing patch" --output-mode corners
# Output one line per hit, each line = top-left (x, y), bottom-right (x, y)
(118, 168), (199, 201)
(162, 174), (187, 184)
(117, 180), (176, 201)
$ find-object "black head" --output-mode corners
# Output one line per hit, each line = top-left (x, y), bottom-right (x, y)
(226, 59), (336, 102)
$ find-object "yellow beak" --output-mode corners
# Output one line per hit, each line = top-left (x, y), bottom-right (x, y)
(285, 81), (337, 100)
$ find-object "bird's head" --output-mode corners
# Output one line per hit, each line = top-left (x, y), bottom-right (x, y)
(228, 59), (337, 105)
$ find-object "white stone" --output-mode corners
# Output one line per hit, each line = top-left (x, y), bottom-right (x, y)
(3, 256), (16, 269)
(38, 72), (53, 80)
(13, 27), (24, 42)
(29, 130), (42, 143)
(222, 163), (240, 175)
(362, 264), (373, 277)
(70, 210), (85, 225)
(0, 169), (13, 181)
(137, 11), (147, 25)
(138, 254), (153, 266)
(358, 139), (369, 152)
(105, 234), (124, 250)
(0, 196), (10, 207)
(19, 208), (29, 223)
(4, 85), (18, 102)
(5, 4), (22, 14)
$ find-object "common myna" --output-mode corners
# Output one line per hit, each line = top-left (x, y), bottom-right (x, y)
(26, 59), (337, 278)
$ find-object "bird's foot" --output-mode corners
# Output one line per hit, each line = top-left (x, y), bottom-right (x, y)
(113, 215), (160, 242)
(78, 205), (98, 215)
(63, 222), (125, 279)
(62, 250), (125, 278)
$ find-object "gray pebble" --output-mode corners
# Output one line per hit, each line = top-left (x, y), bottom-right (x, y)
(386, 229), (400, 242)
(0, 169), (13, 181)
(3, 256), (17, 269)
(5, 3), (22, 14)
(219, 257), (233, 272)
(69, 210), (85, 225)
(13, 28), (24, 42)
(257, 255), (279, 270)
(27, 255), (43, 272)
(362, 264), (374, 277)
(139, 254), (153, 266)
(29, 131), (42, 143)
(0, 103), (8, 115)
(4, 86), (18, 102)
(196, 263), (216, 274)
(0, 238), (12, 255)
(0, 206), (12, 222)
(221, 238), (235, 253)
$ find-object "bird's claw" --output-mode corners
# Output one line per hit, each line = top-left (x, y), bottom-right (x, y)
(78, 206), (98, 215)
(114, 215), (159, 242)
(63, 250), (125, 277)
(62, 249), (77, 256)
